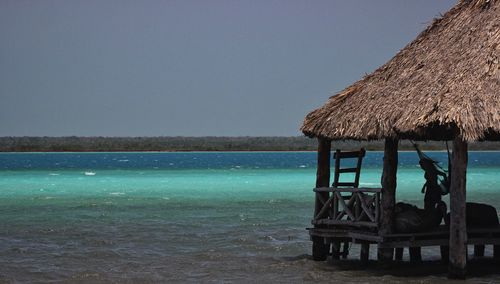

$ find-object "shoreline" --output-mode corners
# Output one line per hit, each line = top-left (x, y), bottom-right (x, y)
(2, 137), (499, 152)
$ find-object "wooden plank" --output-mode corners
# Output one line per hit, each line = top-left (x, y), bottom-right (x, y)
(441, 246), (449, 264)
(378, 239), (450, 248)
(334, 150), (366, 159)
(314, 219), (379, 228)
(309, 232), (350, 239)
(312, 236), (329, 261)
(312, 138), (331, 262)
(355, 194), (361, 221)
(332, 191), (338, 219)
(325, 237), (352, 244)
(341, 242), (349, 259)
(316, 191), (327, 206)
(448, 138), (467, 279)
(314, 195), (334, 221)
(383, 228), (449, 238)
(358, 192), (376, 222)
(335, 191), (355, 220)
(334, 149), (341, 186)
(338, 167), (358, 173)
(467, 227), (500, 234)
(309, 226), (500, 250)
(378, 138), (398, 262)
(360, 243), (370, 264)
(350, 233), (382, 242)
(314, 138), (331, 221)
(382, 235), (500, 245)
(307, 227), (352, 234)
(314, 187), (383, 193)
(308, 229), (350, 236)
(330, 194), (339, 219)
(467, 238), (500, 245)
(474, 245), (485, 257)
(358, 210), (368, 222)
(365, 193), (376, 204)
(354, 148), (365, 187)
(331, 241), (341, 260)
(395, 248), (404, 261)
(347, 192), (357, 204)
(409, 247), (422, 263)
(335, 182), (357, 187)
(336, 210), (346, 220)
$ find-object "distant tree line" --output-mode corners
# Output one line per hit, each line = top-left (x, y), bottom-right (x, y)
(0, 136), (499, 152)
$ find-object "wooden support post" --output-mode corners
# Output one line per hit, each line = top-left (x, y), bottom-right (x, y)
(378, 138), (398, 262)
(331, 241), (341, 260)
(474, 245), (485, 257)
(409, 247), (422, 263)
(360, 243), (370, 265)
(312, 137), (331, 261)
(494, 245), (500, 259)
(448, 138), (468, 279)
(440, 246), (449, 264)
(312, 236), (329, 261)
(395, 248), (404, 261)
(315, 137), (331, 218)
(341, 242), (349, 259)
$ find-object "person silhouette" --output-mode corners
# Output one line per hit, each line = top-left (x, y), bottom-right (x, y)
(419, 157), (447, 210)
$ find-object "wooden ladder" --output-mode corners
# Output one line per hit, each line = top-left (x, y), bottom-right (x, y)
(332, 148), (366, 259)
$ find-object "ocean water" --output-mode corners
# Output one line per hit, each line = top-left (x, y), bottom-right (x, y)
(0, 151), (500, 283)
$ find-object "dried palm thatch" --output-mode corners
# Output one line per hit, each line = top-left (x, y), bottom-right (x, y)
(301, 0), (500, 142)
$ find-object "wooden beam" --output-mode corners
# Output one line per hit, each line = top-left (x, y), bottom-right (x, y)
(334, 149), (341, 186)
(334, 150), (365, 159)
(314, 195), (334, 221)
(474, 245), (485, 257)
(440, 246), (449, 264)
(312, 137), (331, 261)
(313, 219), (379, 228)
(331, 241), (341, 260)
(448, 138), (468, 279)
(494, 245), (500, 259)
(395, 248), (404, 261)
(378, 138), (398, 262)
(360, 243), (370, 265)
(314, 138), (331, 219)
(335, 191), (356, 220)
(357, 192), (376, 222)
(314, 187), (382, 193)
(354, 148), (366, 187)
(409, 247), (422, 263)
(378, 239), (450, 248)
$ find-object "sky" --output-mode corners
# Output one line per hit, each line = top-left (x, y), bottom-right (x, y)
(0, 0), (456, 137)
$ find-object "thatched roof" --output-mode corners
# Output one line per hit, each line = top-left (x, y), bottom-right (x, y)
(301, 0), (500, 142)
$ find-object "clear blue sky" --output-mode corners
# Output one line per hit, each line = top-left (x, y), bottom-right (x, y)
(0, 0), (456, 137)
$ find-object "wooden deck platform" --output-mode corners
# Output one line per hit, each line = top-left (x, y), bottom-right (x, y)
(310, 186), (500, 267)
(308, 225), (500, 248)
(308, 225), (500, 262)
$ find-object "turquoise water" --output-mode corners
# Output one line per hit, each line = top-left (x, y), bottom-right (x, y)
(0, 152), (500, 282)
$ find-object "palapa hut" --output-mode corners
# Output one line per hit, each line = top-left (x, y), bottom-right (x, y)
(301, 0), (500, 279)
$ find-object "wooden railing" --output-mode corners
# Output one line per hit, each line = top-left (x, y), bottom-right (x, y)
(313, 187), (381, 229)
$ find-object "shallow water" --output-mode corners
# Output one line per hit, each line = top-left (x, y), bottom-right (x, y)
(0, 152), (499, 283)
